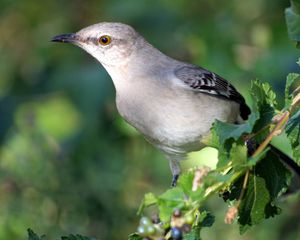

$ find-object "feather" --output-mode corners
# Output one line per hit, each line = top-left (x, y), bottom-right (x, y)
(174, 65), (251, 120)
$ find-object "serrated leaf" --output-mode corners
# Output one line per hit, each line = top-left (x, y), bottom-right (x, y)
(251, 80), (277, 108)
(251, 80), (277, 141)
(128, 233), (143, 240)
(27, 229), (46, 240)
(285, 109), (300, 163)
(285, 73), (300, 109)
(137, 192), (158, 215)
(212, 120), (253, 168)
(238, 151), (291, 233)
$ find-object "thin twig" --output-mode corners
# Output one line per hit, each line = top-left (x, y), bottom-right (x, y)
(236, 170), (250, 208)
(251, 111), (290, 157)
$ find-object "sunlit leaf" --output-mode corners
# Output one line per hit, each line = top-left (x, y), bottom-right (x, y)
(137, 193), (158, 215)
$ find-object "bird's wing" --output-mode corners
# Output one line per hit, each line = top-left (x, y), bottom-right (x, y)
(174, 65), (251, 120)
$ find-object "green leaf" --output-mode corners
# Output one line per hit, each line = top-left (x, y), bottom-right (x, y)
(157, 187), (186, 222)
(285, 109), (300, 163)
(246, 147), (270, 167)
(238, 151), (291, 233)
(255, 151), (292, 199)
(61, 235), (95, 240)
(199, 211), (215, 227)
(251, 80), (277, 108)
(202, 171), (233, 189)
(285, 73), (300, 109)
(212, 120), (252, 168)
(251, 80), (277, 142)
(230, 142), (248, 170)
(207, 80), (276, 168)
(159, 187), (185, 202)
(238, 174), (271, 233)
(177, 170), (205, 201)
(177, 170), (194, 194)
(285, 4), (300, 47)
(137, 192), (158, 215)
(183, 225), (201, 240)
(27, 229), (46, 240)
(128, 233), (143, 240)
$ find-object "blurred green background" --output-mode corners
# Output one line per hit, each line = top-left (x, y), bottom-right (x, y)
(0, 0), (299, 239)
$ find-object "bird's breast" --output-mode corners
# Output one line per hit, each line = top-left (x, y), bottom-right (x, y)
(115, 80), (240, 155)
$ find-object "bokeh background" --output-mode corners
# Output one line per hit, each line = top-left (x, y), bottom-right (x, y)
(0, 0), (299, 239)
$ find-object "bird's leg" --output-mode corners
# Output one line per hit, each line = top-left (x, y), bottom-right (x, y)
(171, 174), (179, 187)
(169, 159), (181, 187)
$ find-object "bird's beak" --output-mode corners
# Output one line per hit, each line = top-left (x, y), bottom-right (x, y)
(51, 33), (80, 43)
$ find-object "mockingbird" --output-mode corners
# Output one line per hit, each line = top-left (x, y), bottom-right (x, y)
(52, 22), (296, 186)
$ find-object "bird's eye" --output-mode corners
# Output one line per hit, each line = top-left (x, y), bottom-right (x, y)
(98, 35), (111, 45)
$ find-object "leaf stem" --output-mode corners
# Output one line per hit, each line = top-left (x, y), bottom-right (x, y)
(236, 170), (250, 208)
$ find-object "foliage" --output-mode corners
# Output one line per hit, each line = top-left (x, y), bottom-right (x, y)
(285, 0), (300, 47)
(27, 229), (94, 240)
(128, 63), (300, 240)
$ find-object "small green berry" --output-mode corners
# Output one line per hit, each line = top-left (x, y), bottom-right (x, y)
(137, 225), (147, 237)
(140, 216), (152, 226)
(147, 225), (156, 235)
(184, 214), (194, 224)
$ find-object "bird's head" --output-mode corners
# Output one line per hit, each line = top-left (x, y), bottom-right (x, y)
(52, 22), (140, 66)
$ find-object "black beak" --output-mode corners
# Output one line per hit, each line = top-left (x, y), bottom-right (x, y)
(51, 33), (79, 43)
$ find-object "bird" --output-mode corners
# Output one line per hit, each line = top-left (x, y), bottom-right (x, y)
(51, 22), (296, 187)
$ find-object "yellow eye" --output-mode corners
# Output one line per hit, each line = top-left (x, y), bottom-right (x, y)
(98, 35), (111, 45)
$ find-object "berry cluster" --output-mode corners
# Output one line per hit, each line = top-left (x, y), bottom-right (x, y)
(137, 216), (164, 240)
(169, 209), (194, 240)
(137, 209), (195, 240)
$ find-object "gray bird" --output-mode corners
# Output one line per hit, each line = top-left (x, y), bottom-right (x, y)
(51, 22), (252, 186)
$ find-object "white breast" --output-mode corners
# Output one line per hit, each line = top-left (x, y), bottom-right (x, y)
(114, 75), (240, 156)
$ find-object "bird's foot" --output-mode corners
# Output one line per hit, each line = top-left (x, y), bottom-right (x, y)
(171, 174), (179, 187)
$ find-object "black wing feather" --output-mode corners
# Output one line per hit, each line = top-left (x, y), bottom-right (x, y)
(174, 65), (251, 120)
